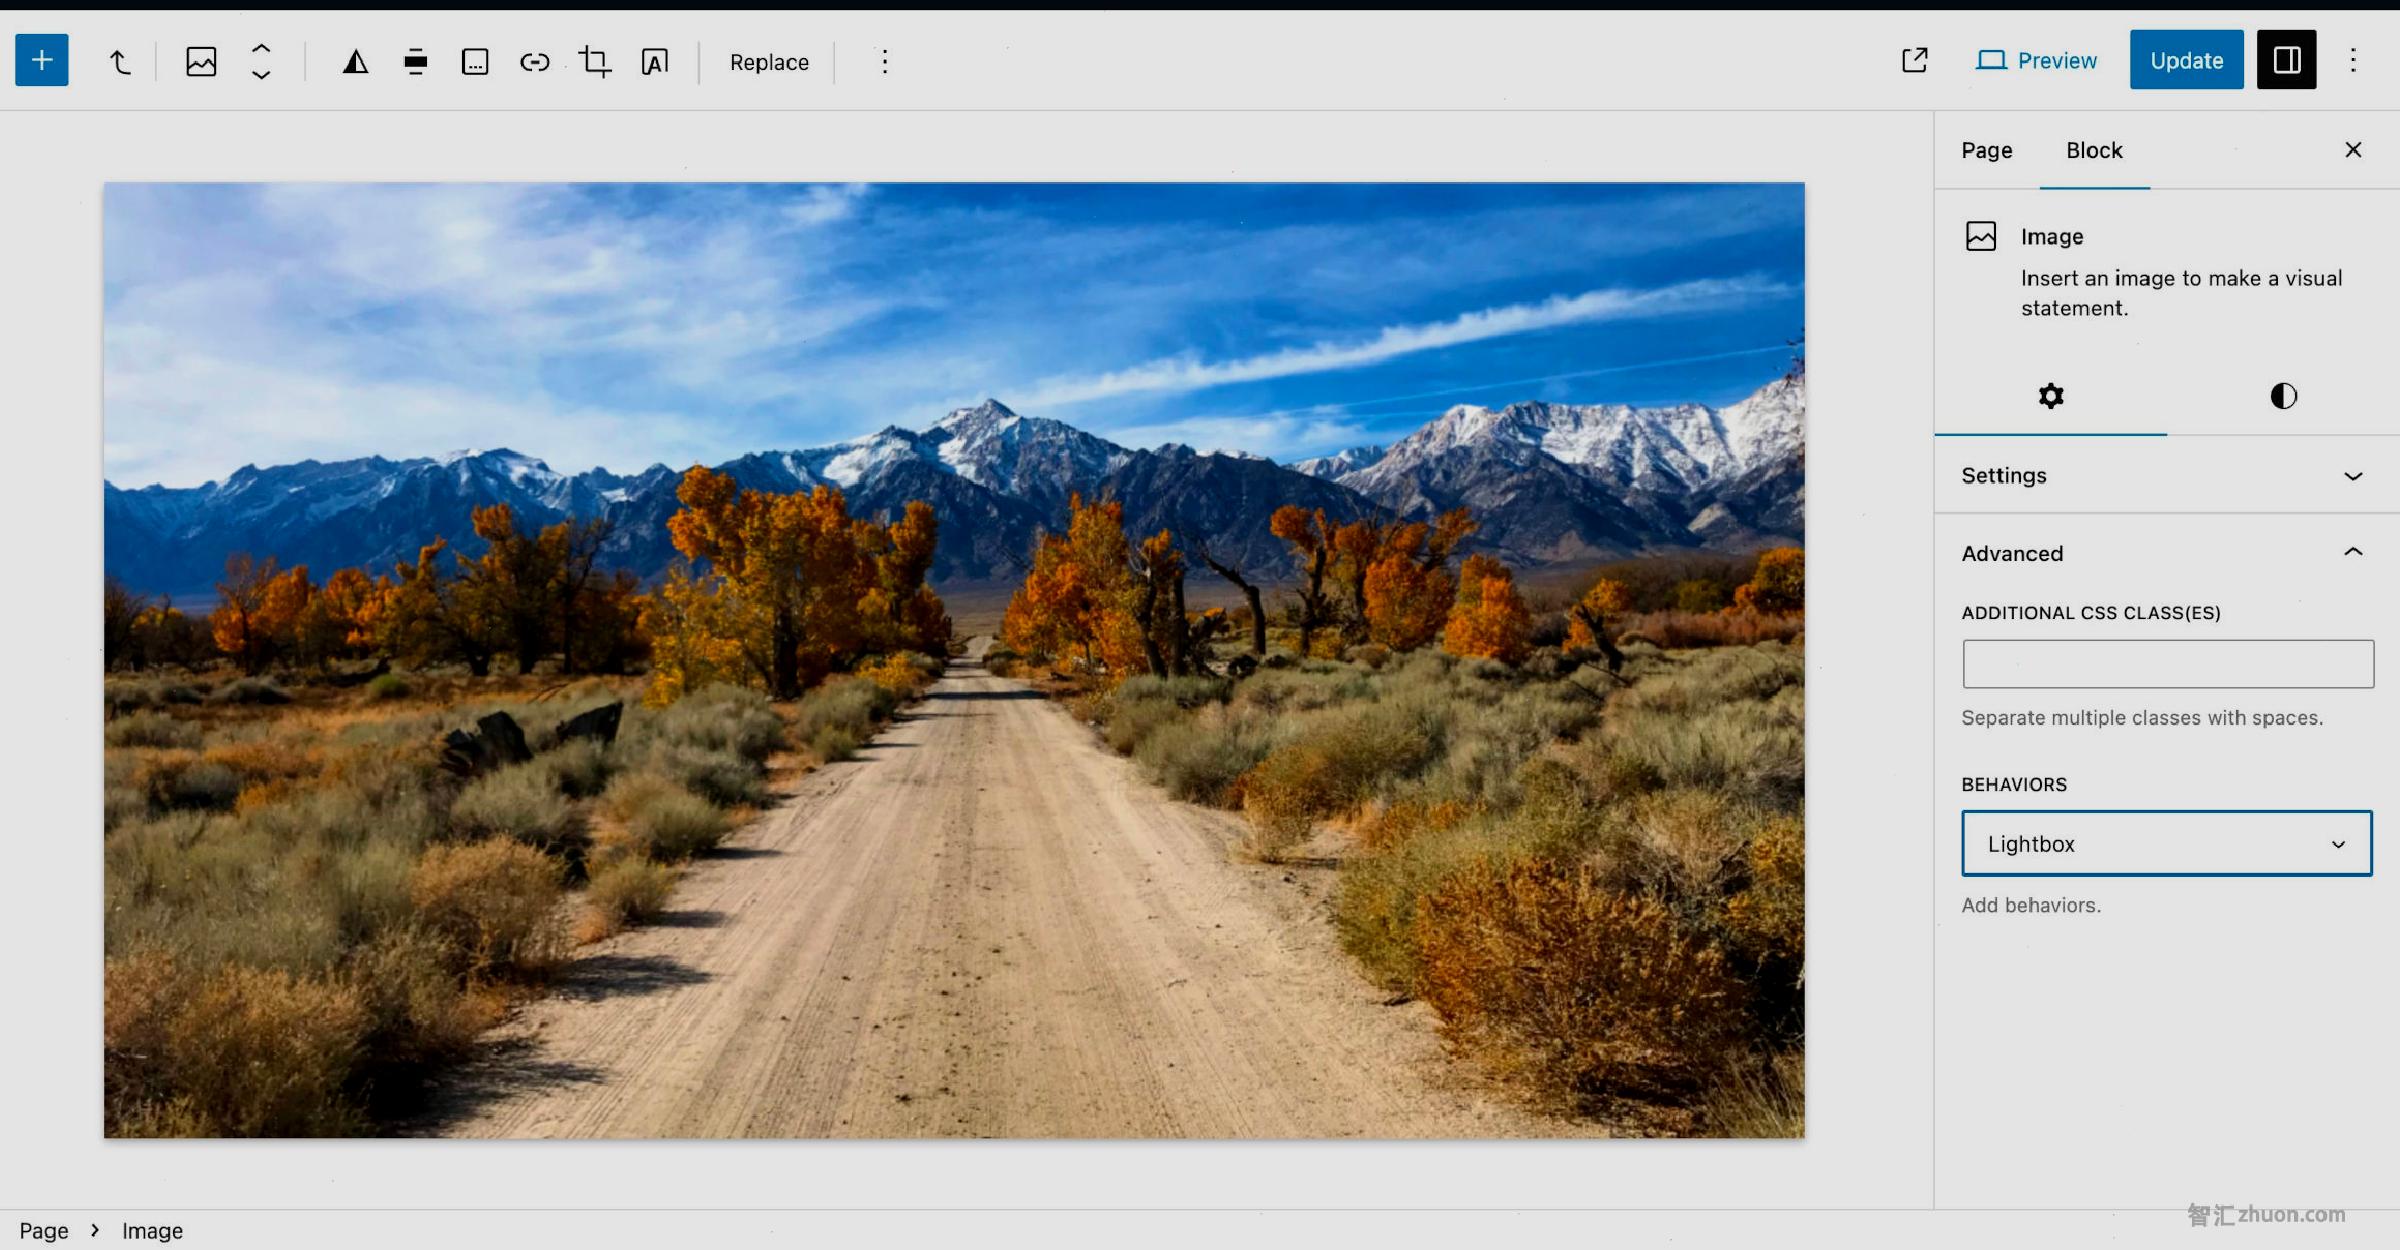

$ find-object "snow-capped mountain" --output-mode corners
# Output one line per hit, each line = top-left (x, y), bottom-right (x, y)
(1333, 374), (1805, 561)
(1291, 445), (1386, 480)
(104, 378), (1802, 596)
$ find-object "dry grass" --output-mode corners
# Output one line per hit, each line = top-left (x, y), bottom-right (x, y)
(1616, 610), (1803, 650)
(1416, 861), (1751, 1113)
(1064, 635), (1805, 1134)
(576, 857), (681, 944)
(105, 950), (371, 1137)
(408, 840), (567, 979)
(100, 655), (942, 1136)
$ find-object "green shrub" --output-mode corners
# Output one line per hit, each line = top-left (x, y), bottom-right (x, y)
(107, 711), (201, 750)
(448, 763), (585, 853)
(808, 724), (863, 763)
(582, 857), (680, 938)
(793, 677), (897, 745)
(1134, 704), (1283, 807)
(163, 760), (243, 811)
(208, 677), (292, 706)
(649, 742), (765, 806)
(606, 773), (732, 860)
(1102, 696), (1181, 755)
(649, 684), (786, 762)
(362, 673), (412, 702)
(1237, 695), (1448, 857)
(542, 738), (616, 799)
(105, 680), (204, 717)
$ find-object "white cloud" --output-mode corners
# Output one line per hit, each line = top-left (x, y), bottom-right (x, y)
(1014, 276), (1789, 409)
(783, 183), (870, 228)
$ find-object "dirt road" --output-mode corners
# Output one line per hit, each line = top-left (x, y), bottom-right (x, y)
(423, 650), (1568, 1138)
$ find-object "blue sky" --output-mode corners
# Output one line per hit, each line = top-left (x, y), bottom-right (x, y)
(103, 183), (1802, 488)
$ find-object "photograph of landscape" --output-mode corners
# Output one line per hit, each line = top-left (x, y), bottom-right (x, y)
(101, 182), (1805, 1139)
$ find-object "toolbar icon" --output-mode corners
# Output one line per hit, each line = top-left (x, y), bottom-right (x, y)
(520, 51), (550, 72)
(404, 48), (427, 75)
(341, 49), (367, 74)
(2258, 30), (2317, 90)
(1976, 48), (2007, 70)
(185, 45), (217, 77)
(463, 48), (489, 75)
(580, 45), (610, 77)
(641, 47), (668, 76)
(15, 33), (69, 86)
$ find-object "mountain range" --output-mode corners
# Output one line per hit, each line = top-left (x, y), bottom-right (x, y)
(103, 376), (1803, 597)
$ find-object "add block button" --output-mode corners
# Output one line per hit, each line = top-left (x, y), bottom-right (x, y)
(2129, 30), (2245, 89)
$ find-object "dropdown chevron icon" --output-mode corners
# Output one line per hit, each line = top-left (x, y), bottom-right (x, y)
(2344, 546), (2363, 555)
(2345, 471), (2363, 480)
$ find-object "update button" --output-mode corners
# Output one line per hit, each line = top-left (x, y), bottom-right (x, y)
(2128, 29), (2244, 89)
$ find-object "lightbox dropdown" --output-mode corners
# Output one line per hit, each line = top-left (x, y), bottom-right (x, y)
(1962, 809), (2372, 877)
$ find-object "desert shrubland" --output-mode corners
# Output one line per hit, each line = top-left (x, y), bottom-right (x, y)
(100, 650), (932, 1136)
(1080, 631), (1804, 1134)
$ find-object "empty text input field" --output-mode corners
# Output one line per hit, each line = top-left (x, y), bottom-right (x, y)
(1960, 638), (2375, 689)
(1961, 810), (2374, 877)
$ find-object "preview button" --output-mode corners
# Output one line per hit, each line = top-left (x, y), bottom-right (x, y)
(2129, 29), (2244, 89)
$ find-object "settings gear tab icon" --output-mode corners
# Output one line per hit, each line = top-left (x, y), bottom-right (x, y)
(2037, 382), (2066, 410)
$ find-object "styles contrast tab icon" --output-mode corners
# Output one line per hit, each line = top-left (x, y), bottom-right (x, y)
(14, 32), (68, 86)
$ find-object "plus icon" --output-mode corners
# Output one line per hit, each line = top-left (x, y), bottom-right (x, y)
(15, 33), (70, 86)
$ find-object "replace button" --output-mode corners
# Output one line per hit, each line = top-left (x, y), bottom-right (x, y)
(2129, 29), (2245, 89)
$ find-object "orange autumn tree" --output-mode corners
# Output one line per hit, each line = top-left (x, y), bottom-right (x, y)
(864, 499), (952, 657)
(1566, 575), (1632, 673)
(1267, 505), (1337, 657)
(648, 466), (945, 703)
(299, 565), (380, 666)
(372, 537), (506, 675)
(1565, 577), (1631, 651)
(1442, 552), (1533, 664)
(1360, 507), (1478, 651)
(1002, 493), (1143, 679)
(1732, 546), (1804, 616)
(210, 553), (314, 674)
